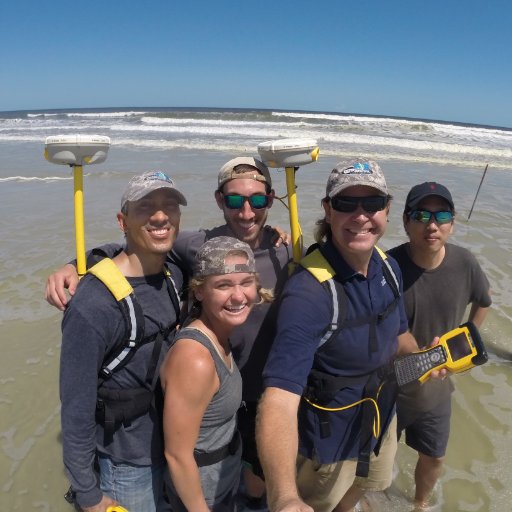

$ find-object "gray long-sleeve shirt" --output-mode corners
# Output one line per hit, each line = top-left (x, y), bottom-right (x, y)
(60, 265), (183, 508)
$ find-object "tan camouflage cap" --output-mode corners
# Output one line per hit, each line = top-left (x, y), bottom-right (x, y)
(218, 157), (272, 189)
(326, 159), (388, 198)
(121, 171), (187, 210)
(193, 236), (256, 278)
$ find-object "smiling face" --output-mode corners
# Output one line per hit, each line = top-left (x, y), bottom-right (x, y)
(117, 188), (181, 256)
(404, 196), (454, 255)
(194, 254), (258, 331)
(324, 185), (389, 268)
(215, 174), (273, 249)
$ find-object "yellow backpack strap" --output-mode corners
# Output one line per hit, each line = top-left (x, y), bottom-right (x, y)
(87, 258), (133, 301)
(375, 246), (388, 261)
(300, 249), (336, 283)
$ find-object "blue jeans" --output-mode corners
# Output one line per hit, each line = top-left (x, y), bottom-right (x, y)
(98, 454), (165, 512)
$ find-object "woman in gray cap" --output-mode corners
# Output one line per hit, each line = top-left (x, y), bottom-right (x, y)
(160, 236), (272, 511)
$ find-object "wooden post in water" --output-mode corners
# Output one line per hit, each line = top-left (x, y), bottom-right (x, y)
(468, 164), (489, 221)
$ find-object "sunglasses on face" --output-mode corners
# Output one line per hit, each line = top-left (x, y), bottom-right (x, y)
(330, 195), (389, 214)
(409, 209), (454, 224)
(222, 193), (271, 210)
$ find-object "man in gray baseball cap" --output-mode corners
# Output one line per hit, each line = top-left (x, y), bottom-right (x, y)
(326, 160), (388, 198)
(121, 170), (187, 212)
(59, 171), (186, 511)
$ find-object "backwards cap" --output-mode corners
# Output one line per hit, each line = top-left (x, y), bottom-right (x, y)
(121, 171), (187, 210)
(193, 236), (256, 278)
(326, 159), (388, 198)
(218, 157), (272, 189)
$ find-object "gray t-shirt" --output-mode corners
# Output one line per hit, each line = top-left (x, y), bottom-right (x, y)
(388, 242), (491, 411)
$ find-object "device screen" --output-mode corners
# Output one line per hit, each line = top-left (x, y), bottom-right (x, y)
(446, 332), (473, 361)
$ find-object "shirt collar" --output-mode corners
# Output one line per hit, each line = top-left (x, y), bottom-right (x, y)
(321, 238), (382, 281)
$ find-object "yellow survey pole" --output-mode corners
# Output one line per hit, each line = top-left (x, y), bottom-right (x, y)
(73, 165), (87, 276)
(285, 166), (302, 264)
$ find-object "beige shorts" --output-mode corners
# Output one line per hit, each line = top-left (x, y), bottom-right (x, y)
(296, 415), (397, 512)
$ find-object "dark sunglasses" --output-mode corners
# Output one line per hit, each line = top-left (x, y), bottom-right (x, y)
(330, 195), (389, 214)
(222, 193), (271, 210)
(409, 209), (454, 224)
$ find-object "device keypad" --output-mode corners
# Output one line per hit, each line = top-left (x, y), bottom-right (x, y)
(394, 346), (448, 386)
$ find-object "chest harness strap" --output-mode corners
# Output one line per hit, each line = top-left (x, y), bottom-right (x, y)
(300, 246), (399, 477)
(88, 258), (181, 438)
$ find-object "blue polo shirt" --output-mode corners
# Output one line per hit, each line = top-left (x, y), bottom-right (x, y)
(262, 239), (408, 463)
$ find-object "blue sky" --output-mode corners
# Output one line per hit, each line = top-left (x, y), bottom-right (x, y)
(1, 0), (511, 128)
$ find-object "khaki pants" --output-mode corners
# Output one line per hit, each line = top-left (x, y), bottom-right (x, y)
(296, 415), (397, 512)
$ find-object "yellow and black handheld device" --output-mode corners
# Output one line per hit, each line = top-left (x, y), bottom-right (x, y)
(394, 322), (488, 387)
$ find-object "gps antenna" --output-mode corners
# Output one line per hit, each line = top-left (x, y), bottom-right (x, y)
(258, 139), (319, 265)
(44, 135), (111, 276)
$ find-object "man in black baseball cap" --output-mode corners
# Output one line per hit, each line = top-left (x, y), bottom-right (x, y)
(388, 181), (491, 509)
(404, 182), (454, 213)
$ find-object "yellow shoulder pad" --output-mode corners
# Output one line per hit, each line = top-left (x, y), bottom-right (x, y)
(87, 258), (133, 301)
(300, 249), (335, 283)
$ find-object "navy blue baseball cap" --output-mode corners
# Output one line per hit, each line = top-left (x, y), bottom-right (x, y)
(405, 182), (454, 212)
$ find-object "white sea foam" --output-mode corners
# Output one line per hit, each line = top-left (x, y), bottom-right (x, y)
(65, 111), (148, 118)
(1, 108), (511, 170)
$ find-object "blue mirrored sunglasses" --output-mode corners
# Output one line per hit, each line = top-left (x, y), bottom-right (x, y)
(223, 194), (270, 210)
(409, 209), (454, 224)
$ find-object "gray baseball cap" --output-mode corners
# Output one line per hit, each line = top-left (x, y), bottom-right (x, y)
(193, 236), (256, 278)
(121, 171), (187, 210)
(218, 157), (272, 189)
(326, 160), (388, 198)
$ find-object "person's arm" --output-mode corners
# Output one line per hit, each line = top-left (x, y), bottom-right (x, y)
(82, 495), (119, 512)
(60, 295), (119, 509)
(256, 271), (329, 512)
(397, 330), (419, 355)
(256, 388), (313, 512)
(45, 263), (80, 310)
(160, 339), (218, 512)
(468, 302), (490, 328)
(265, 225), (290, 247)
(44, 244), (123, 310)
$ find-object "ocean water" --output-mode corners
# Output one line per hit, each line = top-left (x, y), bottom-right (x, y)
(1, 107), (511, 511)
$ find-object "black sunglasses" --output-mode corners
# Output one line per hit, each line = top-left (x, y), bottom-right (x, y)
(330, 195), (389, 214)
(222, 193), (270, 210)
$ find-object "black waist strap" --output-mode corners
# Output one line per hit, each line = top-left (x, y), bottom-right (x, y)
(194, 430), (240, 467)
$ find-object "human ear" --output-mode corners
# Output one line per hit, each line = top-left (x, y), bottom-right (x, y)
(116, 212), (127, 233)
(322, 199), (332, 224)
(214, 190), (224, 210)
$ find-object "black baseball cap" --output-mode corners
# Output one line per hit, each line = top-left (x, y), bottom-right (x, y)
(405, 182), (454, 212)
